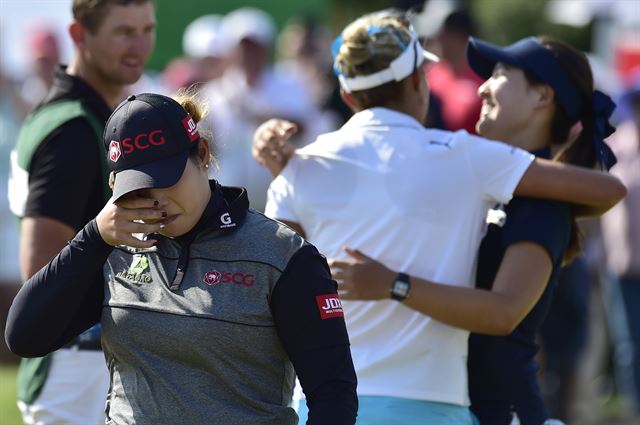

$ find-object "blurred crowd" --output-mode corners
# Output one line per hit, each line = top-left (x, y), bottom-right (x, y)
(0, 1), (639, 424)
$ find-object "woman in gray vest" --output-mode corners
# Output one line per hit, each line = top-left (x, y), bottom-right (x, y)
(6, 92), (358, 425)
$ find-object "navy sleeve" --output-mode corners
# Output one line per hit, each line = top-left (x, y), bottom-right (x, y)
(501, 198), (572, 266)
(271, 244), (357, 425)
(5, 219), (112, 357)
(25, 118), (104, 230)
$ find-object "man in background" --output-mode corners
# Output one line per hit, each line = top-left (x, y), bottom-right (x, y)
(20, 27), (61, 110)
(201, 7), (321, 212)
(8, 1), (156, 423)
(601, 76), (640, 418)
(418, 8), (483, 133)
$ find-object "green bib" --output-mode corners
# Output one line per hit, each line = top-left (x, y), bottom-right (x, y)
(13, 99), (109, 404)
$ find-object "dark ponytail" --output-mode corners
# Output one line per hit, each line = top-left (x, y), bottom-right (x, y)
(538, 38), (597, 168)
(523, 37), (597, 264)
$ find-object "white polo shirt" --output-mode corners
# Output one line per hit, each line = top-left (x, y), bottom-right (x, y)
(265, 107), (534, 406)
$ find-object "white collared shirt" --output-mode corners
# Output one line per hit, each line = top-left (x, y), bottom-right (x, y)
(266, 107), (534, 405)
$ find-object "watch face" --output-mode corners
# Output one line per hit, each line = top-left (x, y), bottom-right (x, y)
(393, 280), (410, 297)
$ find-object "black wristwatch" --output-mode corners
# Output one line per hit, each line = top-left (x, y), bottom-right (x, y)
(390, 272), (411, 301)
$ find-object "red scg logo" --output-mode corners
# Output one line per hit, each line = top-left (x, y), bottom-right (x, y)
(203, 270), (255, 287)
(120, 129), (165, 155)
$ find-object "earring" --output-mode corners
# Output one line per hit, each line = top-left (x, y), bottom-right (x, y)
(205, 163), (209, 169)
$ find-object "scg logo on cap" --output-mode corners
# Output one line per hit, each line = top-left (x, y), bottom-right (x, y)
(121, 130), (166, 155)
(109, 140), (121, 162)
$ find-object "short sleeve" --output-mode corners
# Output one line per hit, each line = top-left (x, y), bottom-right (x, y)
(24, 118), (103, 230)
(501, 198), (572, 265)
(264, 157), (299, 222)
(464, 135), (535, 204)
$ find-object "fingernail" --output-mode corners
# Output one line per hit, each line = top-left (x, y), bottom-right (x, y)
(154, 200), (159, 206)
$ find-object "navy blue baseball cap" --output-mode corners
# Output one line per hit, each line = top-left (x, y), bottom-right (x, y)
(467, 36), (583, 122)
(468, 36), (619, 170)
(104, 93), (201, 201)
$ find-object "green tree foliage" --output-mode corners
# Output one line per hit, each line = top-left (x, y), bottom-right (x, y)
(469, 0), (591, 50)
(150, 0), (330, 71)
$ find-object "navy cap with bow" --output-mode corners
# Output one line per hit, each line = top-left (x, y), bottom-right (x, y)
(592, 90), (617, 170)
(467, 36), (617, 170)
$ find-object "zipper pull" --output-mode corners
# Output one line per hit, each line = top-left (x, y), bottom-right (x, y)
(170, 265), (185, 291)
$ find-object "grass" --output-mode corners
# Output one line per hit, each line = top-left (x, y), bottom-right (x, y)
(0, 363), (21, 425)
(0, 360), (636, 425)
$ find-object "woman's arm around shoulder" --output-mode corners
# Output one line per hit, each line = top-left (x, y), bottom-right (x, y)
(515, 158), (626, 215)
(271, 244), (357, 425)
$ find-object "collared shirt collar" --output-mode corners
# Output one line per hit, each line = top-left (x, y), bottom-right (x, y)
(341, 107), (425, 132)
(176, 180), (249, 245)
(42, 65), (112, 121)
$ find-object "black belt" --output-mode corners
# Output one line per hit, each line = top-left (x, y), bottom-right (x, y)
(62, 338), (102, 351)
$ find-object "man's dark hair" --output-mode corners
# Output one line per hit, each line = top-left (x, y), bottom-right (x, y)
(442, 10), (476, 37)
(72, 0), (154, 33)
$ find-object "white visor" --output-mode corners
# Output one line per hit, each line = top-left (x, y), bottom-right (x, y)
(337, 37), (439, 93)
